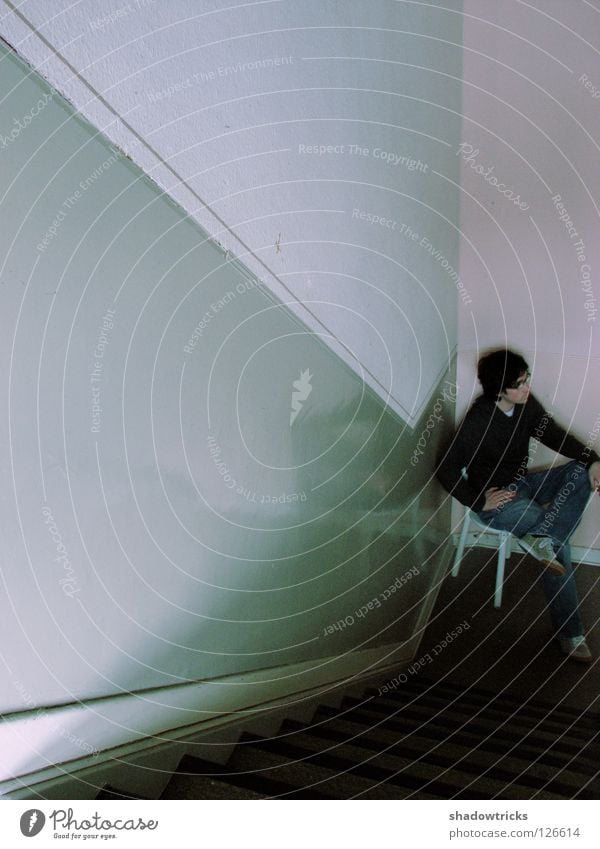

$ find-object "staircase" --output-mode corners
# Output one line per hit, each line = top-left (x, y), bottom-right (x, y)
(99, 677), (600, 800)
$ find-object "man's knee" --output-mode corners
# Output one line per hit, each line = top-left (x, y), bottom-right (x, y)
(563, 460), (590, 491)
(572, 460), (589, 480)
(485, 496), (544, 534)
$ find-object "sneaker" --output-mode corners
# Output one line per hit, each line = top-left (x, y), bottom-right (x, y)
(518, 534), (565, 576)
(558, 635), (593, 663)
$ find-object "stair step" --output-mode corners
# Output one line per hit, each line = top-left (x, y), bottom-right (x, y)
(173, 752), (421, 799)
(332, 698), (599, 762)
(326, 712), (598, 779)
(378, 677), (600, 726)
(328, 711), (599, 775)
(161, 696), (598, 801)
(111, 665), (599, 800)
(372, 677), (600, 730)
(279, 717), (597, 798)
(359, 688), (589, 736)
(162, 773), (266, 800)
(365, 690), (596, 742)
(228, 736), (426, 799)
(312, 714), (598, 780)
(96, 786), (148, 800)
(231, 733), (527, 799)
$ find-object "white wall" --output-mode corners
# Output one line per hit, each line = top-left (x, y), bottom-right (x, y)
(0, 0), (463, 424)
(456, 0), (600, 550)
(0, 32), (458, 715)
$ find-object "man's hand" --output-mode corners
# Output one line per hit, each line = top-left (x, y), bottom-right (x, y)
(482, 487), (517, 511)
(588, 460), (600, 492)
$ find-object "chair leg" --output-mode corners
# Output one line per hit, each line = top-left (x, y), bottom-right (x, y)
(494, 532), (509, 608)
(452, 511), (471, 577)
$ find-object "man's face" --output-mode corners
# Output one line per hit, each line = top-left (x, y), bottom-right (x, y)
(501, 370), (531, 405)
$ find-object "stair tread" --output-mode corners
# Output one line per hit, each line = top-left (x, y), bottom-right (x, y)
(343, 697), (600, 739)
(162, 774), (266, 800)
(235, 733), (568, 800)
(311, 705), (600, 774)
(173, 754), (332, 799)
(230, 744), (422, 798)
(278, 717), (599, 794)
(327, 700), (600, 759)
(101, 665), (598, 800)
(323, 714), (598, 773)
(96, 786), (147, 801)
(375, 677), (600, 724)
(176, 751), (431, 799)
(365, 696), (595, 740)
(367, 688), (598, 738)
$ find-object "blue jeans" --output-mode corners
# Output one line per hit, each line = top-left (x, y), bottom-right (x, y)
(477, 461), (591, 637)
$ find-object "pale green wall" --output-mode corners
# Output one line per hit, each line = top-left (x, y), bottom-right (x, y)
(0, 43), (459, 710)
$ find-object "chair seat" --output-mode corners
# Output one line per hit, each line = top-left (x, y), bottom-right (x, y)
(452, 508), (513, 608)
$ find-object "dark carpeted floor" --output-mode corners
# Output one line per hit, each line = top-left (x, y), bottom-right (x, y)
(418, 544), (600, 712)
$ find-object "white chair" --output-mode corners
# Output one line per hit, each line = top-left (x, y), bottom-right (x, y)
(452, 508), (514, 608)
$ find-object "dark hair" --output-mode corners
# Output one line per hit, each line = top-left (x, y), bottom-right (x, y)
(477, 349), (529, 399)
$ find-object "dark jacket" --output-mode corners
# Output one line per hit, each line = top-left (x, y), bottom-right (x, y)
(437, 394), (598, 512)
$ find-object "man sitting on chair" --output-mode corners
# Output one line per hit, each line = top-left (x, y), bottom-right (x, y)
(438, 349), (600, 663)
